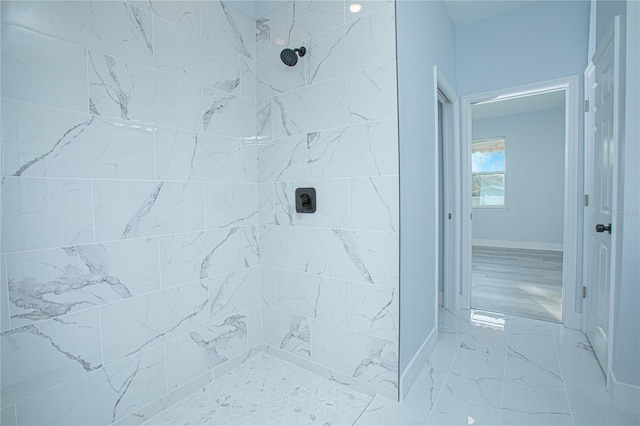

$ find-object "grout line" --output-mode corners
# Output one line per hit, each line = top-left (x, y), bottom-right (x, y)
(497, 317), (510, 424)
(351, 396), (375, 426)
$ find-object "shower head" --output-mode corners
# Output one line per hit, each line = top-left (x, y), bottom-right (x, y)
(280, 47), (306, 67)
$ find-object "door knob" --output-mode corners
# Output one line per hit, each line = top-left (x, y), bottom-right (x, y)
(595, 223), (612, 234)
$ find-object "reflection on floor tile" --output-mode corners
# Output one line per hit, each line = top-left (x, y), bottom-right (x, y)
(144, 310), (639, 426)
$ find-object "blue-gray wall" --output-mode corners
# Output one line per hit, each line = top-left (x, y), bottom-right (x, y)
(472, 109), (565, 246)
(396, 0), (457, 374)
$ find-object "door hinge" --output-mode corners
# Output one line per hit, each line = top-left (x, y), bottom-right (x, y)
(584, 100), (590, 112)
(448, 213), (452, 220)
(582, 286), (587, 298)
(584, 194), (589, 207)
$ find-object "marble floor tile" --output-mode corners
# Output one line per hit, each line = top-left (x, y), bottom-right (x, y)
(142, 308), (637, 426)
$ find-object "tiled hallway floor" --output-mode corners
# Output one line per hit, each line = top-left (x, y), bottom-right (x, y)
(145, 309), (640, 425)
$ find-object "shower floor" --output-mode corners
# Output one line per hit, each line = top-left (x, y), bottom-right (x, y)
(144, 353), (373, 425)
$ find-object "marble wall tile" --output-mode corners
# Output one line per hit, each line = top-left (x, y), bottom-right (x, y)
(1, 309), (102, 405)
(205, 183), (259, 229)
(6, 238), (161, 326)
(349, 176), (399, 232)
(0, 406), (16, 426)
(259, 225), (309, 271)
(2, 1), (154, 67)
(262, 305), (311, 358)
(1, 177), (94, 253)
(2, 101), (155, 180)
(257, 99), (272, 138)
(276, 269), (349, 327)
(350, 282), (399, 341)
(311, 320), (398, 394)
(344, 0), (394, 22)
(307, 119), (399, 179)
(93, 180), (205, 241)
(155, 128), (241, 182)
(165, 314), (248, 389)
(159, 229), (244, 289)
(260, 266), (277, 307)
(201, 0), (255, 59)
(241, 142), (259, 183)
(212, 345), (262, 379)
(202, 87), (257, 138)
(259, 183), (276, 225)
(258, 135), (307, 182)
(271, 77), (347, 137)
(100, 281), (209, 363)
(1, 24), (87, 112)
(244, 226), (260, 267)
(88, 51), (202, 131)
(347, 62), (398, 123)
(0, 257), (8, 332)
(246, 306), (262, 348)
(133, 1), (201, 34)
(307, 5), (395, 84)
(154, 18), (241, 94)
(274, 180), (349, 228)
(241, 57), (257, 101)
(255, 16), (271, 59)
(16, 345), (167, 425)
(209, 267), (260, 323)
(309, 229), (399, 287)
(269, 1), (344, 50)
(256, 52), (306, 100)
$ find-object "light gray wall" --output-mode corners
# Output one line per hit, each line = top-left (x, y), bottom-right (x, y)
(396, 0), (457, 374)
(455, 0), (589, 313)
(472, 109), (565, 246)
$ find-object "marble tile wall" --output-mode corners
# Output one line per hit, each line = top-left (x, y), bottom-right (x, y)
(0, 1), (261, 424)
(254, 0), (400, 401)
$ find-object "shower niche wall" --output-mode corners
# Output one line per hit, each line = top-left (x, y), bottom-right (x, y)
(0, 1), (400, 424)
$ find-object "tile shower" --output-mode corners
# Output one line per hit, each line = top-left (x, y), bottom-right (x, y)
(0, 1), (399, 424)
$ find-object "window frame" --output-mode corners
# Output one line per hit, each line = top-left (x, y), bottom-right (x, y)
(471, 136), (507, 209)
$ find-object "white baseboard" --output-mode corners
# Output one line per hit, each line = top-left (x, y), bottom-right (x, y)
(399, 326), (437, 401)
(472, 239), (563, 252)
(609, 368), (640, 416)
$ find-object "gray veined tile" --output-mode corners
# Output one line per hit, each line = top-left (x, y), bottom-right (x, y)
(259, 225), (309, 272)
(258, 183), (276, 225)
(6, 238), (161, 326)
(243, 225), (260, 267)
(154, 127), (241, 182)
(154, 17), (241, 94)
(347, 61), (398, 123)
(100, 281), (209, 364)
(159, 229), (245, 289)
(201, 0), (255, 59)
(260, 266), (277, 307)
(1, 24), (87, 113)
(261, 305), (311, 359)
(241, 141), (259, 183)
(2, 1), (154, 67)
(1, 309), (102, 406)
(255, 16), (271, 59)
(256, 50), (306, 100)
(205, 183), (259, 229)
(500, 383), (572, 425)
(350, 282), (399, 342)
(274, 180), (349, 228)
(133, 1), (201, 34)
(16, 345), (167, 425)
(355, 402), (425, 426)
(2, 101), (155, 180)
(209, 267), (260, 323)
(88, 51), (202, 132)
(1, 256), (10, 332)
(426, 391), (500, 426)
(93, 180), (205, 241)
(240, 56), (257, 101)
(202, 86), (257, 138)
(1, 177), (94, 253)
(257, 98), (272, 138)
(258, 135), (307, 183)
(349, 176), (399, 232)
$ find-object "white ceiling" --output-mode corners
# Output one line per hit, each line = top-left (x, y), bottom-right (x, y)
(442, 0), (539, 27)
(472, 90), (566, 120)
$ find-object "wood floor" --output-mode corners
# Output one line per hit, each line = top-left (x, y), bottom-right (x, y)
(471, 246), (563, 323)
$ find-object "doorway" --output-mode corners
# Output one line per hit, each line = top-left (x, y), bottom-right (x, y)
(456, 76), (581, 329)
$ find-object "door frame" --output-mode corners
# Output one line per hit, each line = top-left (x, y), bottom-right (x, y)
(456, 76), (581, 329)
(434, 66), (460, 312)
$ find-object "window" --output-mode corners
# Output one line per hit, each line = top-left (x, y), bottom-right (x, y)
(472, 137), (505, 206)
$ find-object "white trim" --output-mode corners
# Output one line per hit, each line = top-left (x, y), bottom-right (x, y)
(434, 66), (460, 312)
(459, 76), (581, 330)
(472, 239), (563, 252)
(399, 326), (437, 401)
(608, 368), (640, 416)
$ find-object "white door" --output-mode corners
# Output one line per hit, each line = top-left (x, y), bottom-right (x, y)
(584, 17), (620, 373)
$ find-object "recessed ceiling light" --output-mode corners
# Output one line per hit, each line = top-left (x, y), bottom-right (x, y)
(349, 3), (362, 13)
(275, 38), (285, 46)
